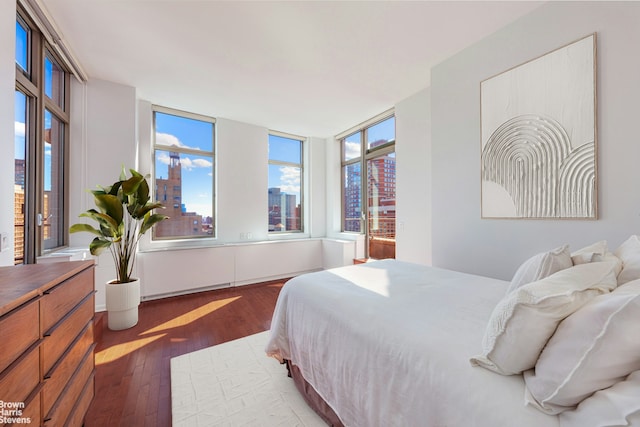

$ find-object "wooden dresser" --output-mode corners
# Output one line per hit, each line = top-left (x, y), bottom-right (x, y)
(0, 260), (95, 427)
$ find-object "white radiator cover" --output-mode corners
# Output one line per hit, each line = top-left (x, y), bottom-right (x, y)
(91, 238), (356, 311)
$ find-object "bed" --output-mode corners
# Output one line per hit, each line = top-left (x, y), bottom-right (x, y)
(265, 254), (640, 427)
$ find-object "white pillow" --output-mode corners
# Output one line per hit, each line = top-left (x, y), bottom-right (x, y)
(614, 235), (640, 285)
(592, 251), (623, 277)
(470, 262), (618, 375)
(558, 370), (640, 427)
(524, 279), (640, 414)
(507, 244), (573, 293)
(571, 240), (607, 265)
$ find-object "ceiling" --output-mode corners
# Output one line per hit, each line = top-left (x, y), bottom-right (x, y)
(43, 0), (543, 137)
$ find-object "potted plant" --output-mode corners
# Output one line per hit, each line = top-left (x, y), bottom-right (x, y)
(70, 167), (168, 330)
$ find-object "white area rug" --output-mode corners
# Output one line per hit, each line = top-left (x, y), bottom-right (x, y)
(171, 331), (326, 426)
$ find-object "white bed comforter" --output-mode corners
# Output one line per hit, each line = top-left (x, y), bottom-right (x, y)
(265, 260), (561, 427)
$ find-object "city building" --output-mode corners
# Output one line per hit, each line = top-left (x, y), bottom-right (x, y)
(154, 151), (209, 238)
(268, 187), (300, 232)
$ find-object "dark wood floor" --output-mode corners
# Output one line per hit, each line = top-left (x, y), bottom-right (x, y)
(85, 280), (285, 427)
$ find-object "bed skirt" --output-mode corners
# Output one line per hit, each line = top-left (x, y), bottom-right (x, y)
(284, 360), (345, 427)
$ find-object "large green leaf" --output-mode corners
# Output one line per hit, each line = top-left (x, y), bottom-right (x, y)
(69, 223), (102, 236)
(94, 194), (123, 225)
(90, 188), (108, 197)
(73, 210), (119, 240)
(93, 214), (121, 238)
(140, 213), (170, 235)
(136, 178), (150, 205)
(78, 208), (100, 218)
(122, 174), (144, 196)
(89, 237), (112, 256)
(133, 202), (164, 219)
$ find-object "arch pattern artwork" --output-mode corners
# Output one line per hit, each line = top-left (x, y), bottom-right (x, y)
(482, 114), (595, 218)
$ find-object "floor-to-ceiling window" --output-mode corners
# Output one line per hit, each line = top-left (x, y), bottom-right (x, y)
(14, 90), (28, 264)
(15, 7), (71, 264)
(340, 113), (396, 259)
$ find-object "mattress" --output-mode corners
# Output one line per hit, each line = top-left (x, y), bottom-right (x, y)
(265, 259), (561, 427)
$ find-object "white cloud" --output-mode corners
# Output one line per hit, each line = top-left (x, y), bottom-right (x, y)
(156, 152), (212, 172)
(345, 141), (360, 159)
(156, 151), (171, 165)
(15, 121), (25, 138)
(192, 158), (213, 168)
(279, 166), (300, 194)
(183, 202), (212, 218)
(155, 132), (196, 149)
(180, 157), (212, 171)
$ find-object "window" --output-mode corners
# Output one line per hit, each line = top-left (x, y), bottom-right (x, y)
(14, 91), (27, 264)
(340, 114), (396, 259)
(268, 133), (303, 233)
(15, 16), (28, 74)
(15, 8), (70, 264)
(152, 106), (215, 239)
(342, 131), (362, 232)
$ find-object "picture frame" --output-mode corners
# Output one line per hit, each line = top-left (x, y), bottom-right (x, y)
(480, 33), (597, 219)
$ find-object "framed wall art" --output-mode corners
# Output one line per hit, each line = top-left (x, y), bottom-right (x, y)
(481, 33), (597, 219)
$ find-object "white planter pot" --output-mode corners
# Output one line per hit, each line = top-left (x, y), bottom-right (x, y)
(105, 278), (141, 330)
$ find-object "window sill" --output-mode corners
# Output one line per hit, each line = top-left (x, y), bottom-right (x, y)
(139, 235), (316, 253)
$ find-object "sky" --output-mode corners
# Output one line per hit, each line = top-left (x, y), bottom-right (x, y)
(14, 92), (25, 161)
(15, 22), (27, 163)
(155, 112), (214, 218)
(15, 24), (56, 192)
(268, 134), (301, 203)
(344, 116), (395, 160)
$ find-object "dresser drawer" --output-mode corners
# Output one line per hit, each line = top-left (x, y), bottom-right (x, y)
(43, 347), (94, 427)
(62, 372), (95, 427)
(42, 293), (94, 375)
(41, 268), (94, 333)
(42, 322), (94, 416)
(0, 299), (39, 374)
(0, 388), (43, 427)
(0, 344), (40, 406)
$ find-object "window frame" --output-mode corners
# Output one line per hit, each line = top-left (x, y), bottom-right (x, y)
(151, 105), (216, 241)
(15, 6), (71, 264)
(268, 131), (305, 234)
(341, 131), (363, 233)
(339, 111), (396, 235)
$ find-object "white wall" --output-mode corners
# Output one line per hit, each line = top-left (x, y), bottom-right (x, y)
(216, 117), (270, 242)
(430, 2), (640, 280)
(308, 137), (327, 238)
(395, 88), (431, 265)
(0, 2), (16, 266)
(68, 79), (138, 309)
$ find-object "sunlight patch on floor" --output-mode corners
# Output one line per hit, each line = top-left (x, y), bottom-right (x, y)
(95, 333), (166, 365)
(141, 296), (242, 335)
